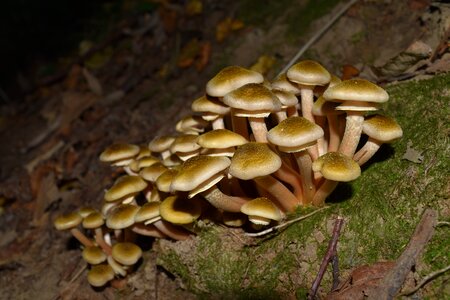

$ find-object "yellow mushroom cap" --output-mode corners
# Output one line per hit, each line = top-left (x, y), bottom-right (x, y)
(222, 83), (282, 117)
(312, 152), (361, 182)
(287, 60), (331, 86)
(197, 129), (248, 149)
(155, 169), (179, 193)
(270, 73), (301, 94)
(78, 207), (97, 218)
(82, 246), (107, 265)
(104, 175), (147, 202)
(170, 155), (230, 197)
(54, 212), (82, 230)
(87, 264), (115, 287)
(99, 143), (140, 163)
(112, 242), (142, 266)
(134, 202), (161, 224)
(240, 197), (282, 225)
(139, 163), (168, 182)
(272, 89), (298, 107)
(363, 114), (403, 142)
(191, 95), (230, 116)
(175, 115), (209, 134)
(323, 79), (389, 103)
(106, 204), (139, 229)
(206, 66), (264, 97)
(267, 116), (324, 152)
(148, 136), (175, 153)
(159, 195), (202, 225)
(170, 135), (201, 153)
(82, 212), (104, 229)
(312, 96), (342, 116)
(229, 142), (281, 180)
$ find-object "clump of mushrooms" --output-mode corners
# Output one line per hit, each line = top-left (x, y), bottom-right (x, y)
(54, 60), (402, 287)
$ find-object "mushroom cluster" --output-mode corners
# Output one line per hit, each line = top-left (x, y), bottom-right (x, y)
(54, 61), (402, 287)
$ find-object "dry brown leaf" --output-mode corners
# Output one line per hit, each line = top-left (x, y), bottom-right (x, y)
(195, 41), (211, 71)
(341, 64), (360, 80)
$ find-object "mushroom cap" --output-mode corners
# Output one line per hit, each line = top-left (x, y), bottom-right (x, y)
(222, 83), (281, 117)
(286, 60), (331, 86)
(130, 156), (160, 172)
(148, 136), (175, 153)
(197, 129), (248, 149)
(78, 207), (97, 218)
(323, 79), (389, 103)
(54, 212), (82, 230)
(222, 212), (247, 227)
(99, 143), (140, 163)
(170, 135), (201, 153)
(135, 202), (161, 224)
(240, 197), (282, 225)
(106, 204), (139, 229)
(139, 162), (168, 182)
(104, 175), (147, 202)
(136, 145), (152, 159)
(156, 169), (179, 193)
(272, 89), (298, 107)
(206, 66), (264, 97)
(112, 242), (142, 266)
(170, 155), (230, 197)
(82, 246), (107, 265)
(312, 152), (361, 182)
(267, 116), (324, 152)
(312, 96), (342, 116)
(363, 114), (403, 142)
(270, 73), (302, 94)
(87, 264), (115, 287)
(159, 195), (202, 224)
(82, 212), (104, 229)
(229, 142), (281, 180)
(176, 115), (209, 134)
(191, 95), (230, 116)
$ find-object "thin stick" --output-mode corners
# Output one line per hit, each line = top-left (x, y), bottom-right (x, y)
(308, 216), (344, 300)
(399, 264), (450, 296)
(331, 255), (340, 291)
(245, 206), (329, 237)
(277, 0), (359, 77)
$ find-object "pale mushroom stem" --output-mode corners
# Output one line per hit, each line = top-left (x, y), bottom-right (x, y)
(248, 117), (268, 143)
(153, 220), (191, 241)
(123, 166), (138, 176)
(339, 112), (364, 156)
(300, 86), (320, 159)
(353, 138), (382, 166)
(312, 180), (338, 207)
(212, 117), (225, 130)
(315, 116), (327, 156)
(132, 224), (168, 238)
(94, 228), (112, 255)
(253, 175), (300, 212)
(294, 151), (316, 205)
(273, 161), (304, 202)
(70, 228), (94, 248)
(201, 186), (249, 213)
(107, 256), (127, 276)
(275, 111), (288, 123)
(327, 114), (341, 152)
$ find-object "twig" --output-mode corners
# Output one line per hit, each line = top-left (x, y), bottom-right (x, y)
(276, 0), (359, 77)
(331, 255), (340, 291)
(399, 264), (450, 296)
(368, 209), (438, 300)
(436, 221), (450, 227)
(308, 216), (344, 300)
(245, 206), (330, 237)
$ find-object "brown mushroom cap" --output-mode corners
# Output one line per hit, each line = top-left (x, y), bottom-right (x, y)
(240, 197), (282, 225)
(82, 246), (107, 265)
(112, 242), (142, 266)
(104, 175), (147, 202)
(323, 79), (389, 103)
(270, 73), (302, 94)
(135, 202), (161, 224)
(287, 60), (331, 86)
(155, 169), (179, 193)
(54, 212), (82, 230)
(148, 136), (175, 153)
(312, 152), (361, 182)
(206, 66), (264, 97)
(106, 204), (139, 229)
(99, 143), (140, 166)
(87, 264), (115, 287)
(229, 142), (281, 180)
(197, 129), (248, 150)
(362, 114), (403, 142)
(82, 212), (105, 229)
(191, 95), (230, 120)
(267, 116), (324, 152)
(159, 195), (202, 224)
(170, 155), (230, 197)
(139, 162), (168, 182)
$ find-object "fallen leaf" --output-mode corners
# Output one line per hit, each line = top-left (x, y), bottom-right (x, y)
(402, 140), (424, 163)
(341, 64), (360, 80)
(82, 68), (103, 96)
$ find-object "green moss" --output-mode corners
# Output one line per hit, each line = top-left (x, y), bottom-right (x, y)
(157, 73), (450, 298)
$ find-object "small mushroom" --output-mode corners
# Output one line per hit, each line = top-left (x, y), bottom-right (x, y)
(87, 264), (115, 287)
(54, 212), (94, 247)
(240, 197), (283, 227)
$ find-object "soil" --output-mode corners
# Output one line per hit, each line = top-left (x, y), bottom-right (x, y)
(0, 0), (448, 299)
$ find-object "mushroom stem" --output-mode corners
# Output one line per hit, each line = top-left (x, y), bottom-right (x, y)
(312, 180), (338, 207)
(327, 114), (341, 152)
(153, 220), (191, 241)
(253, 175), (299, 212)
(316, 116), (327, 156)
(212, 117), (225, 130)
(286, 105), (299, 117)
(273, 161), (304, 202)
(275, 111), (288, 123)
(353, 138), (382, 166)
(107, 256), (127, 277)
(201, 186), (249, 213)
(300, 86), (320, 159)
(294, 151), (316, 205)
(248, 117), (268, 143)
(70, 228), (94, 248)
(339, 112), (364, 156)
(94, 228), (112, 255)
(132, 224), (168, 238)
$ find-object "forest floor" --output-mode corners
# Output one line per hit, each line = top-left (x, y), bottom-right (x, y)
(0, 0), (449, 299)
